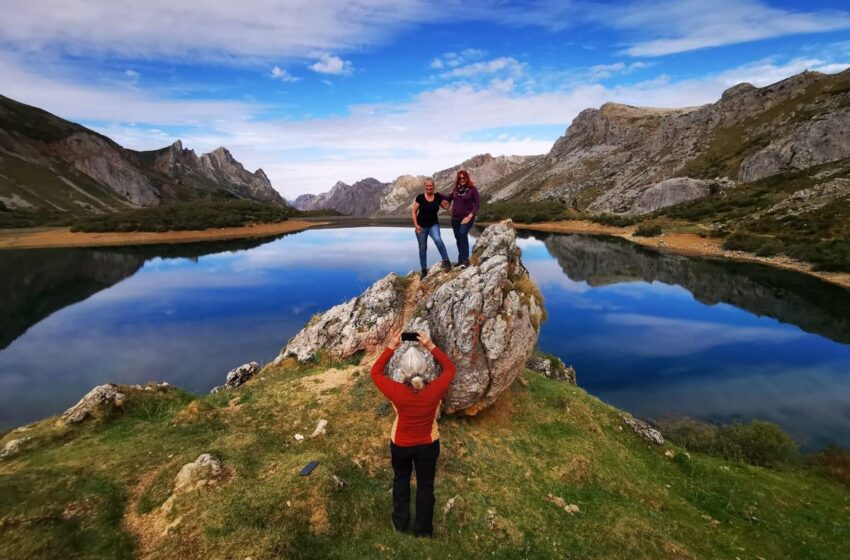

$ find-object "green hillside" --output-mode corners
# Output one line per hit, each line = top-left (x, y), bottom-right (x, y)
(1, 356), (847, 559)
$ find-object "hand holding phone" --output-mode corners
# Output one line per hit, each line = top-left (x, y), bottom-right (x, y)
(401, 331), (419, 342)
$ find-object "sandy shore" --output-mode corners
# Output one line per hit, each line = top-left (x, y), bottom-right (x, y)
(0, 220), (323, 249)
(510, 220), (850, 291)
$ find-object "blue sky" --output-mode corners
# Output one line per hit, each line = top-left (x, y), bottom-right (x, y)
(1, 0), (849, 197)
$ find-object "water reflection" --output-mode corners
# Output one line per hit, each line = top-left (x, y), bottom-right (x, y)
(1, 227), (849, 450)
(519, 231), (850, 450)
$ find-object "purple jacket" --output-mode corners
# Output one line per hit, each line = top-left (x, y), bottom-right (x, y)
(444, 186), (480, 220)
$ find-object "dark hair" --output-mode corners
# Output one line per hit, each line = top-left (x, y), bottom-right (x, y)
(455, 170), (475, 189)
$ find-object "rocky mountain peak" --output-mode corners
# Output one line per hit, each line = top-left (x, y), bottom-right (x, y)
(276, 220), (543, 414)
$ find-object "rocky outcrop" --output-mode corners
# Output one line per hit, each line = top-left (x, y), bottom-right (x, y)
(487, 69), (850, 214)
(621, 414), (664, 445)
(276, 273), (408, 363)
(0, 437), (31, 459)
(377, 174), (429, 215)
(276, 221), (544, 414)
(58, 384), (127, 424)
(210, 362), (261, 393)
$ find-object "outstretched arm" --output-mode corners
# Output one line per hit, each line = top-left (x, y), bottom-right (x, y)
(416, 331), (456, 396)
(370, 329), (402, 398)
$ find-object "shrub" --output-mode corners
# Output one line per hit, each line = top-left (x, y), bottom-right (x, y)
(659, 417), (800, 468)
(589, 213), (636, 227)
(722, 231), (785, 256)
(810, 446), (850, 486)
(634, 223), (663, 237)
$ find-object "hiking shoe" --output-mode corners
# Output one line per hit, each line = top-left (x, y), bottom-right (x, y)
(454, 261), (466, 269)
(420, 268), (428, 279)
(442, 260), (452, 272)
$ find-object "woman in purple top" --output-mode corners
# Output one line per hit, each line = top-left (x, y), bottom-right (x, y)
(443, 170), (480, 267)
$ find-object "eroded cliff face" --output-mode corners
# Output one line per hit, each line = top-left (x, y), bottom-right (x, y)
(0, 95), (286, 212)
(488, 69), (850, 215)
(276, 221), (544, 414)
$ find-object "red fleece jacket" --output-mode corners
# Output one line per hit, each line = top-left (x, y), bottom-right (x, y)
(370, 346), (457, 446)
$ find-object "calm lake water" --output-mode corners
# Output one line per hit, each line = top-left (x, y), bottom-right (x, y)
(2, 226), (850, 450)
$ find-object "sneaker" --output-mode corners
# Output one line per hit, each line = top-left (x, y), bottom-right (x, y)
(462, 259), (471, 267)
(454, 261), (466, 269)
(420, 268), (428, 279)
(442, 260), (452, 272)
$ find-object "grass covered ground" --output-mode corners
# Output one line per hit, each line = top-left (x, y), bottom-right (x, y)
(1, 357), (848, 559)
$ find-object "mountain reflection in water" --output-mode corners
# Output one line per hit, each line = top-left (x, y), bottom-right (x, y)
(1, 227), (849, 450)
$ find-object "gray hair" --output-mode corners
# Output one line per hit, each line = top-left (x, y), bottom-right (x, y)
(399, 347), (426, 378)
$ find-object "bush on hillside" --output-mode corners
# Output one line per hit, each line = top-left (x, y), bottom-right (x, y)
(634, 223), (663, 237)
(659, 417), (800, 468)
(589, 213), (637, 227)
(722, 231), (785, 257)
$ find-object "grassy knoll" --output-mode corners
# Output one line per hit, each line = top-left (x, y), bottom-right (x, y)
(1, 359), (848, 559)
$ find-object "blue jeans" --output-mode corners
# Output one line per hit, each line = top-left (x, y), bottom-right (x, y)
(451, 217), (476, 263)
(416, 224), (449, 270)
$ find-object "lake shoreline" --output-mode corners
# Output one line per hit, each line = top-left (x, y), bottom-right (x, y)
(508, 220), (850, 291)
(2, 216), (848, 291)
(0, 220), (324, 249)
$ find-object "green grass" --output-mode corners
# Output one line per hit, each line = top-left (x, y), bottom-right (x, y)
(70, 200), (296, 232)
(1, 362), (848, 559)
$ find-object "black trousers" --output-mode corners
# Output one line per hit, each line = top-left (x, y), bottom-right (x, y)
(390, 440), (440, 536)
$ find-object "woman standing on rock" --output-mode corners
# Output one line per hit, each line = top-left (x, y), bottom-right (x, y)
(370, 329), (456, 538)
(412, 178), (452, 279)
(444, 170), (480, 267)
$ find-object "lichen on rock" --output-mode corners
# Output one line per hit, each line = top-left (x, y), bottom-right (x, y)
(58, 384), (127, 425)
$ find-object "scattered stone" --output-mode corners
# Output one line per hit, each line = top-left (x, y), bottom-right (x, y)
(546, 493), (581, 515)
(526, 354), (577, 385)
(59, 384), (126, 424)
(294, 434), (305, 442)
(664, 450), (675, 458)
(702, 514), (721, 526)
(444, 495), (465, 517)
(173, 453), (223, 494)
(331, 475), (347, 490)
(309, 419), (328, 438)
(1, 437), (31, 459)
(210, 362), (260, 393)
(621, 414), (664, 445)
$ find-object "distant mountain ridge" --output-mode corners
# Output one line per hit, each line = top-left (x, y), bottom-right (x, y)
(0, 94), (285, 215)
(292, 153), (537, 216)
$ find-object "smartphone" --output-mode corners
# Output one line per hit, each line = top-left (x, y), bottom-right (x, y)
(401, 332), (419, 342)
(299, 460), (319, 476)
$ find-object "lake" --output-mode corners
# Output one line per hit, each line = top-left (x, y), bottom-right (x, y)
(2, 226), (849, 450)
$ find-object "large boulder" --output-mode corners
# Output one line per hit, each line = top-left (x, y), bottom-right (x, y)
(276, 220), (544, 414)
(210, 361), (260, 393)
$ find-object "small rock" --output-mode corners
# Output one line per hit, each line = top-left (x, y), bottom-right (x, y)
(664, 450), (675, 458)
(294, 434), (305, 442)
(173, 453), (223, 494)
(210, 362), (261, 393)
(309, 419), (328, 438)
(59, 384), (126, 424)
(331, 474), (347, 490)
(620, 414), (664, 445)
(546, 494), (567, 508)
(526, 354), (577, 385)
(564, 504), (580, 514)
(486, 509), (497, 529)
(0, 437), (31, 459)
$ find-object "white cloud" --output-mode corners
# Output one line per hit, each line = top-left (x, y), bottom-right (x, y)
(440, 56), (525, 79)
(309, 53), (354, 75)
(270, 66), (301, 82)
(589, 61), (648, 79)
(429, 57), (444, 69)
(595, 0), (850, 57)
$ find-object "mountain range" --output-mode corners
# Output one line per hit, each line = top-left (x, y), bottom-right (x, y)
(0, 94), (285, 216)
(294, 69), (850, 217)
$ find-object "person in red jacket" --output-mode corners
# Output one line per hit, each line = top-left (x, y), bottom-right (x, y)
(370, 329), (457, 537)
